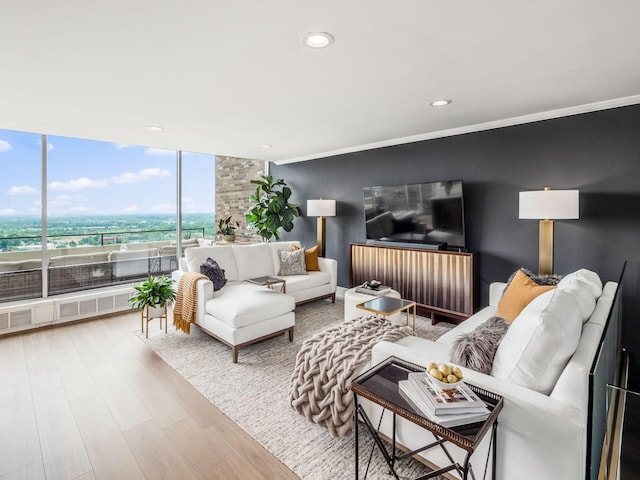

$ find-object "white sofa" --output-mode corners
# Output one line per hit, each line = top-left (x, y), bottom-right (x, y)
(172, 241), (337, 362)
(359, 269), (619, 480)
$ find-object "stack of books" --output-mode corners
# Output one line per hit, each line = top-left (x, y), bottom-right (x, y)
(398, 372), (490, 428)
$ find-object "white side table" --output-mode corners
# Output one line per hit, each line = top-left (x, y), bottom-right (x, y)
(344, 287), (402, 323)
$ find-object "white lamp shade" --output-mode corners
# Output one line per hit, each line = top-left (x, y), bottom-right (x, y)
(307, 199), (336, 217)
(519, 190), (579, 219)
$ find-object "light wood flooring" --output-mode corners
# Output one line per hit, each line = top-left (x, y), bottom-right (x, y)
(0, 312), (299, 480)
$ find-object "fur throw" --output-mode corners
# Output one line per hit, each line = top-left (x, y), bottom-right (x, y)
(506, 267), (562, 287)
(451, 316), (510, 374)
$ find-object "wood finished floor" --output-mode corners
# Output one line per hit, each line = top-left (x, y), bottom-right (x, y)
(0, 312), (299, 480)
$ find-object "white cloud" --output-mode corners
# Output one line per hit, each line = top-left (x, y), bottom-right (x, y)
(145, 147), (174, 157)
(123, 205), (139, 213)
(0, 208), (16, 215)
(7, 185), (38, 195)
(68, 206), (97, 213)
(36, 139), (54, 151)
(49, 177), (108, 191)
(149, 203), (175, 213)
(114, 143), (131, 149)
(49, 168), (170, 192)
(0, 139), (12, 152)
(56, 194), (72, 201)
(182, 197), (194, 203)
(110, 168), (170, 185)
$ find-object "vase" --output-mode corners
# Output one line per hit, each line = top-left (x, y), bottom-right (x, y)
(222, 234), (236, 243)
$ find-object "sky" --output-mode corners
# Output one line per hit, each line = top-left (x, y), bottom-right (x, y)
(0, 128), (215, 217)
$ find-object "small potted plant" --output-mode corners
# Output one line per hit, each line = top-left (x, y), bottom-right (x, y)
(130, 275), (177, 337)
(217, 215), (240, 242)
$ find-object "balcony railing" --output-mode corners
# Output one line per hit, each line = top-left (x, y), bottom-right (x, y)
(0, 228), (206, 303)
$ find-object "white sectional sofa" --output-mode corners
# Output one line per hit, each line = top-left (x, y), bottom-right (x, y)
(359, 269), (620, 480)
(172, 241), (337, 362)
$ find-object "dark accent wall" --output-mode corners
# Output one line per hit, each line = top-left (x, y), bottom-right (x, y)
(272, 104), (640, 380)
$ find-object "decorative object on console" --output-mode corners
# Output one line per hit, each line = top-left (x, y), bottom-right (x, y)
(246, 175), (300, 241)
(519, 187), (579, 275)
(306, 198), (336, 257)
(200, 257), (227, 291)
(278, 248), (307, 276)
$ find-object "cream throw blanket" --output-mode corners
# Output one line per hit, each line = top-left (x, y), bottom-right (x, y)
(173, 272), (208, 334)
(288, 316), (413, 437)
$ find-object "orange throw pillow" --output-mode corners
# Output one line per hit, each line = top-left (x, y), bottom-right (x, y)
(291, 244), (320, 271)
(497, 270), (556, 323)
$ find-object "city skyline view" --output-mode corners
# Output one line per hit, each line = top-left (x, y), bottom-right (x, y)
(0, 128), (216, 218)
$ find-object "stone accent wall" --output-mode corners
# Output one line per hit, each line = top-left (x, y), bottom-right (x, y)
(215, 156), (266, 240)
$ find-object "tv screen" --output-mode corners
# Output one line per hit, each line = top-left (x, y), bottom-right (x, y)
(363, 180), (465, 249)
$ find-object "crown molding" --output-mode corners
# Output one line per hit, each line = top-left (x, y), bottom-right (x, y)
(274, 94), (640, 165)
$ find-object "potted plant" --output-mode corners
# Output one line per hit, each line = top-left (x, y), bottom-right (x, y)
(246, 175), (300, 241)
(129, 275), (177, 337)
(217, 215), (240, 242)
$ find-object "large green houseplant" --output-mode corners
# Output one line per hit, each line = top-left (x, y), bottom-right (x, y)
(246, 175), (300, 241)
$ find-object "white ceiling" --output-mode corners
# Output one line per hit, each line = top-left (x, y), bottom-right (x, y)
(1, 1), (639, 164)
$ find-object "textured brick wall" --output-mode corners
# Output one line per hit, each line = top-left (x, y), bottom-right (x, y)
(215, 156), (266, 239)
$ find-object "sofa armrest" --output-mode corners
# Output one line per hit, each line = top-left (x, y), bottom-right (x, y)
(489, 282), (507, 306)
(317, 257), (338, 291)
(171, 269), (214, 324)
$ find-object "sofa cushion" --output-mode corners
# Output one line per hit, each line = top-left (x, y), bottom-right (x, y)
(278, 249), (307, 276)
(204, 283), (295, 329)
(200, 258), (227, 291)
(491, 288), (583, 394)
(233, 243), (274, 280)
(556, 269), (602, 323)
(185, 246), (238, 281)
(51, 252), (111, 266)
(276, 271), (331, 294)
(497, 270), (556, 322)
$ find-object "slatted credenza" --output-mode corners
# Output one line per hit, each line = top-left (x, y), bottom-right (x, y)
(350, 243), (479, 324)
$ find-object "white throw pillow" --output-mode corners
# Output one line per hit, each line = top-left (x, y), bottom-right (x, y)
(233, 243), (275, 281)
(185, 246), (238, 281)
(491, 288), (583, 394)
(556, 269), (603, 323)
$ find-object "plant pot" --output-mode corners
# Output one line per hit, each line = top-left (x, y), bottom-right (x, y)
(222, 234), (236, 243)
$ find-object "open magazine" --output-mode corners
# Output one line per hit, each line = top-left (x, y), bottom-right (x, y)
(407, 372), (487, 415)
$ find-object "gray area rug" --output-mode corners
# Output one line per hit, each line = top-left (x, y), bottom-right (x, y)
(141, 299), (453, 479)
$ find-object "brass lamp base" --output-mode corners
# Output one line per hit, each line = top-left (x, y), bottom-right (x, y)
(539, 219), (554, 275)
(317, 216), (326, 257)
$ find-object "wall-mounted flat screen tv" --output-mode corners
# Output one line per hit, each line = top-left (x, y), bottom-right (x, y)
(363, 180), (465, 250)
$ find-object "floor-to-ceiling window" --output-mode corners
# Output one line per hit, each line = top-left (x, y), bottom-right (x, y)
(0, 127), (263, 307)
(0, 130), (44, 301)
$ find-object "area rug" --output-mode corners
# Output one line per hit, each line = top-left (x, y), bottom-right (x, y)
(141, 299), (454, 479)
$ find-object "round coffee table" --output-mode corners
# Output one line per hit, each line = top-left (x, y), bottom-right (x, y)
(344, 287), (402, 323)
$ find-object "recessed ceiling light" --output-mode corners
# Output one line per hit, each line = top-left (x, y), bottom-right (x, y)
(303, 32), (334, 49)
(430, 99), (451, 107)
(146, 125), (164, 132)
(261, 144), (272, 149)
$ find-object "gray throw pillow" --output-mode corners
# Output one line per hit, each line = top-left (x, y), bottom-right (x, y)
(278, 249), (307, 276)
(200, 257), (227, 291)
(506, 267), (562, 287)
(451, 316), (510, 374)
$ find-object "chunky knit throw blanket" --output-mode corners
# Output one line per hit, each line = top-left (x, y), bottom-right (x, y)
(288, 316), (413, 437)
(173, 272), (208, 334)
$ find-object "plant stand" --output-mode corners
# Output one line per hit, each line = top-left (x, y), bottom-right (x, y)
(141, 303), (168, 338)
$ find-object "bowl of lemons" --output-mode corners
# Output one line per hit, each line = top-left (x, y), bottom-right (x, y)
(425, 362), (464, 390)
